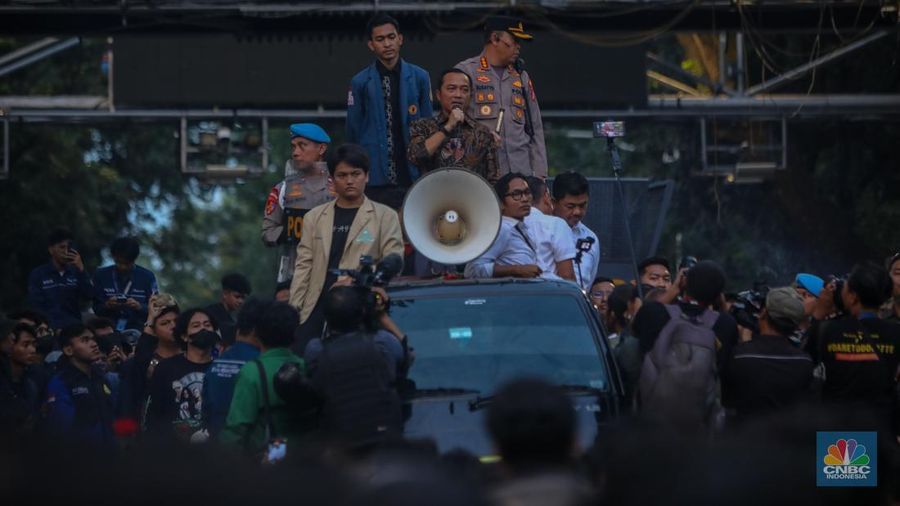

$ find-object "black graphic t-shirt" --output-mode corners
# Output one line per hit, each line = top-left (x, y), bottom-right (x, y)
(323, 205), (360, 291)
(145, 354), (211, 441)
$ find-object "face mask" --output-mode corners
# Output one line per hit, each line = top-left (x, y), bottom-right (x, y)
(188, 329), (219, 350)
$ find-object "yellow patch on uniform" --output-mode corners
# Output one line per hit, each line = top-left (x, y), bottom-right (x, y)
(515, 108), (524, 119)
(476, 93), (485, 102)
(476, 75), (491, 84)
(480, 105), (492, 116)
(513, 96), (524, 106)
(480, 56), (489, 69)
(487, 93), (495, 101)
(512, 80), (522, 88)
(408, 104), (418, 115)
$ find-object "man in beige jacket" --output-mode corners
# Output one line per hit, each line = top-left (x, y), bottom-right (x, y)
(289, 143), (404, 348)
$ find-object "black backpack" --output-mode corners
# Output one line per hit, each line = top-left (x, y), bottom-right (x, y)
(313, 331), (401, 446)
(638, 304), (721, 429)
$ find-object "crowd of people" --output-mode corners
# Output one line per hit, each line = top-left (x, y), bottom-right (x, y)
(2, 12), (900, 505)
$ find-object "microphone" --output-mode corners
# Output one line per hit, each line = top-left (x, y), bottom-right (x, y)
(514, 57), (525, 73)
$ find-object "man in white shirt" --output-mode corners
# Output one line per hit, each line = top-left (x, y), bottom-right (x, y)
(524, 176), (576, 281)
(552, 172), (600, 290)
(465, 173), (541, 279)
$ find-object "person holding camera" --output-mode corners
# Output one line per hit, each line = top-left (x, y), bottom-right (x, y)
(27, 229), (93, 331)
(723, 287), (814, 424)
(289, 144), (404, 347)
(303, 285), (408, 448)
(805, 263), (899, 434)
(91, 237), (158, 332)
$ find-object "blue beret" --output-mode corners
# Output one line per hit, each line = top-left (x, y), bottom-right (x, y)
(289, 123), (331, 143)
(794, 273), (824, 297)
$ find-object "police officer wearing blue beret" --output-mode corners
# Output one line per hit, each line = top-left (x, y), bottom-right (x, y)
(261, 123), (335, 283)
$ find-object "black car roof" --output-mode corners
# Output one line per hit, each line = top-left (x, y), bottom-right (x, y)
(386, 277), (587, 298)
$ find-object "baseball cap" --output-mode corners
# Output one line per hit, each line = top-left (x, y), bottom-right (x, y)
(485, 16), (534, 41)
(289, 123), (331, 144)
(794, 273), (824, 297)
(765, 287), (806, 328)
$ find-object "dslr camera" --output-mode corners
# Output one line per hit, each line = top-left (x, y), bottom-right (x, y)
(329, 254), (402, 290)
(729, 283), (770, 333)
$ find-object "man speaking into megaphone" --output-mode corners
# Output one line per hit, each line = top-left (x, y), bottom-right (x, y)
(407, 68), (501, 184)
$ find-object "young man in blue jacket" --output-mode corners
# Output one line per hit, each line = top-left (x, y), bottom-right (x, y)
(27, 229), (93, 331)
(44, 324), (115, 447)
(346, 13), (433, 210)
(92, 237), (158, 331)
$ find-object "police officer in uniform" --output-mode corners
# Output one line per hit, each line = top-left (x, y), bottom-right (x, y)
(262, 124), (335, 283)
(456, 16), (548, 178)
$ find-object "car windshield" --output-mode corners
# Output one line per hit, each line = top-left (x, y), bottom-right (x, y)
(389, 290), (608, 395)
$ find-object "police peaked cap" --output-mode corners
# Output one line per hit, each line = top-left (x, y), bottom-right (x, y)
(289, 123), (331, 143)
(485, 16), (534, 41)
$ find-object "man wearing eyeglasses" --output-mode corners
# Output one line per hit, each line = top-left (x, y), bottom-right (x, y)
(455, 16), (547, 178)
(465, 173), (541, 279)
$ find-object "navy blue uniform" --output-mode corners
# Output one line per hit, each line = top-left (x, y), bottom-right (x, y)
(44, 360), (115, 447)
(27, 263), (93, 329)
(201, 341), (260, 436)
(92, 264), (158, 330)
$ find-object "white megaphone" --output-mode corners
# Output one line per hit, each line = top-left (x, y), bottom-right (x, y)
(402, 167), (501, 265)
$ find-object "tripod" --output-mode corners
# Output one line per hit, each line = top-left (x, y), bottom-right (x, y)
(607, 136), (644, 299)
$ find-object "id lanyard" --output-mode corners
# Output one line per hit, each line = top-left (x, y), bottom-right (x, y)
(112, 272), (133, 331)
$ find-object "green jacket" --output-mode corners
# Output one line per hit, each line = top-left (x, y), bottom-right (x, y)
(220, 347), (306, 453)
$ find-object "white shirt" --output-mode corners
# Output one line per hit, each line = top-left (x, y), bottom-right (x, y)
(524, 208), (576, 278)
(571, 221), (600, 290)
(465, 217), (538, 279)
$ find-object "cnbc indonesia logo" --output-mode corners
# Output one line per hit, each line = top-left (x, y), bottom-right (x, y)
(823, 439), (870, 478)
(817, 432), (877, 487)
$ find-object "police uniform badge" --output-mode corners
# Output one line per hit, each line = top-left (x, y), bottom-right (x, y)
(480, 105), (493, 116)
(283, 208), (310, 245)
(512, 80), (523, 88)
(476, 75), (491, 84)
(264, 186), (280, 216)
(408, 104), (418, 115)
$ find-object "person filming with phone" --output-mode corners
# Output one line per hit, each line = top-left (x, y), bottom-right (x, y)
(92, 237), (159, 332)
(27, 229), (93, 331)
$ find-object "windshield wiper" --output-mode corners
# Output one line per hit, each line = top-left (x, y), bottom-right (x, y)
(556, 383), (606, 393)
(468, 395), (495, 411)
(468, 384), (605, 412)
(411, 387), (480, 399)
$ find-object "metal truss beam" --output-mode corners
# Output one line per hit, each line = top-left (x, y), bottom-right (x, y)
(746, 30), (895, 96)
(4, 94), (900, 122)
(0, 37), (80, 78)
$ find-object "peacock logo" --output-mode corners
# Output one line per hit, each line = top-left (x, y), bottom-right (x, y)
(823, 438), (870, 466)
